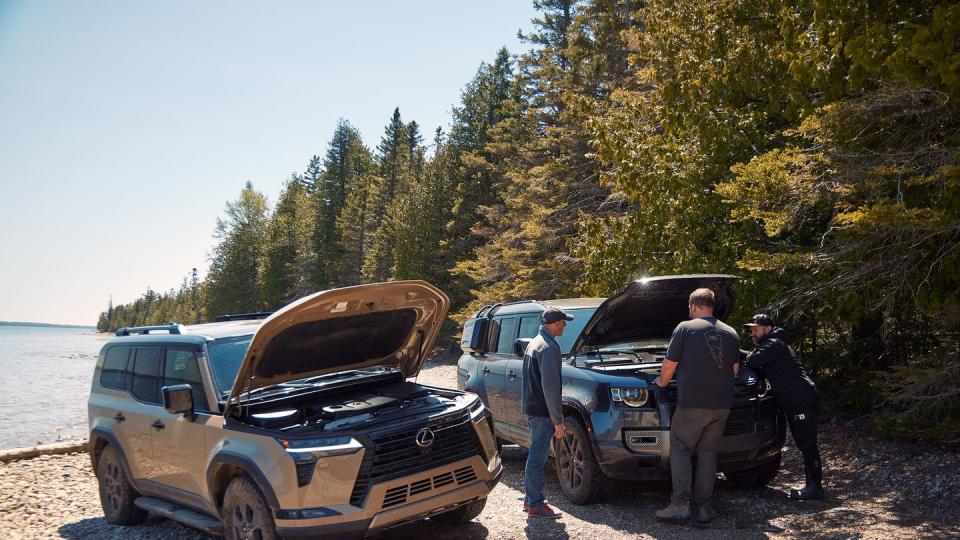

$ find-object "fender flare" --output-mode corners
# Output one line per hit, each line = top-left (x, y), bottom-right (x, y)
(560, 398), (603, 458)
(207, 451), (281, 513)
(88, 428), (140, 490)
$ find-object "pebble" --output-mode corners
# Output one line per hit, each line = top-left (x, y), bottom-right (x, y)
(0, 362), (957, 539)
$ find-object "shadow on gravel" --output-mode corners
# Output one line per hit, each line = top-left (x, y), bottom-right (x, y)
(383, 518), (490, 540)
(494, 443), (856, 538)
(59, 514), (211, 540)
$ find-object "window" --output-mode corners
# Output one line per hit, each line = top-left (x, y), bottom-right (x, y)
(100, 347), (130, 390)
(495, 317), (517, 354)
(518, 316), (541, 340)
(164, 350), (207, 411)
(131, 348), (162, 404)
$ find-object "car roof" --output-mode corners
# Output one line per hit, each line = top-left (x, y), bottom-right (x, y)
(481, 298), (604, 317)
(105, 319), (261, 348)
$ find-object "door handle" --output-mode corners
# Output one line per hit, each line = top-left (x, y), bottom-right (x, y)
(113, 413), (125, 423)
(482, 367), (491, 374)
(507, 370), (517, 378)
(151, 420), (165, 430)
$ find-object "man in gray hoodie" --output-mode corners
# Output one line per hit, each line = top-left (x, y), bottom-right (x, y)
(521, 306), (572, 519)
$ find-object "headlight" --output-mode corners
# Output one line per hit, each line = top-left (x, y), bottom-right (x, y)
(277, 436), (362, 457)
(611, 387), (649, 407)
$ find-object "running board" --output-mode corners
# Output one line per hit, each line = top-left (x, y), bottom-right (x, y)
(134, 496), (224, 535)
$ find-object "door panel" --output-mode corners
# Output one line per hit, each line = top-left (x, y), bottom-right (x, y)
(119, 347), (163, 481)
(484, 316), (517, 429)
(150, 350), (209, 497)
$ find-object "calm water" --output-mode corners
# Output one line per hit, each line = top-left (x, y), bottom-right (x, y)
(0, 325), (109, 450)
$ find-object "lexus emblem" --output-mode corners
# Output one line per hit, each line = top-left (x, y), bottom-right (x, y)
(415, 428), (435, 448)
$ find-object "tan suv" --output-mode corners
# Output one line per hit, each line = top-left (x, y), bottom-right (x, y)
(87, 281), (501, 539)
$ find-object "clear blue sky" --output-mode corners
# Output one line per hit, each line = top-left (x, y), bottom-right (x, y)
(0, 1), (538, 325)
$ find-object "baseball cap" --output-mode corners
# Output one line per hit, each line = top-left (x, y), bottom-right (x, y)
(541, 307), (574, 324)
(744, 313), (776, 327)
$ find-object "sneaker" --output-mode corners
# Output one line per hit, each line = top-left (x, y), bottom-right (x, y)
(655, 502), (690, 522)
(695, 502), (717, 524)
(527, 504), (561, 519)
(788, 484), (824, 500)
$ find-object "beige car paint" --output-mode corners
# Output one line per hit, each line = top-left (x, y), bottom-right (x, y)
(90, 280), (499, 537)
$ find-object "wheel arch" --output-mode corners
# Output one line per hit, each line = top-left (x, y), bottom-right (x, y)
(89, 428), (134, 484)
(207, 451), (281, 515)
(561, 398), (603, 458)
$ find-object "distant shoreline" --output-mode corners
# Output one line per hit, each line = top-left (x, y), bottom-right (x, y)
(0, 321), (95, 329)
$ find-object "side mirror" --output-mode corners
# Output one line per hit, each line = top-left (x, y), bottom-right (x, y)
(162, 384), (194, 416)
(514, 338), (532, 357)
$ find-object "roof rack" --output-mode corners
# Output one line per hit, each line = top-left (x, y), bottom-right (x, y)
(115, 323), (185, 336)
(215, 311), (274, 322)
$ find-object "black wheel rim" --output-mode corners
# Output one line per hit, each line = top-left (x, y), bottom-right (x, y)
(557, 431), (584, 491)
(103, 461), (123, 512)
(232, 501), (263, 540)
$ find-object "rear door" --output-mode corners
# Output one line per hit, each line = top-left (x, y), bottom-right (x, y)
(507, 314), (543, 431)
(483, 315), (518, 430)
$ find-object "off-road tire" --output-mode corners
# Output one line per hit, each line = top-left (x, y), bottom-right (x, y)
(724, 452), (782, 489)
(555, 416), (606, 504)
(223, 476), (277, 540)
(430, 497), (487, 525)
(96, 445), (148, 525)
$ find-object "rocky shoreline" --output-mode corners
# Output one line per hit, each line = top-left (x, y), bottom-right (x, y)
(1, 363), (957, 539)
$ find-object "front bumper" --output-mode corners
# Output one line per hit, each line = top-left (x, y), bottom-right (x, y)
(276, 455), (502, 538)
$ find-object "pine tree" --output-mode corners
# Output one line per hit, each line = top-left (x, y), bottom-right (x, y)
(205, 182), (270, 317)
(312, 120), (372, 288)
(362, 109), (418, 282)
(262, 177), (317, 308)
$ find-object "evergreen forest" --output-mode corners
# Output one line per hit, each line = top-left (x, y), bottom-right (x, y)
(97, 0), (960, 442)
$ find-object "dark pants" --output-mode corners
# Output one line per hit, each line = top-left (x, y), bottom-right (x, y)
(786, 399), (822, 485)
(669, 407), (730, 505)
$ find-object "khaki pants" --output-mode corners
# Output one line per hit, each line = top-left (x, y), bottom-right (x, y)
(669, 407), (730, 505)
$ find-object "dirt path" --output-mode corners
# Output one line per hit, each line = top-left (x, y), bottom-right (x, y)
(1, 362), (957, 539)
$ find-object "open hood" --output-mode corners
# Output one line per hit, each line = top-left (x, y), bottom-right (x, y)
(228, 281), (449, 404)
(569, 274), (737, 356)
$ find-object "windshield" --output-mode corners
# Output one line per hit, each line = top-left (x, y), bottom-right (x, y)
(555, 308), (597, 354)
(207, 335), (253, 395)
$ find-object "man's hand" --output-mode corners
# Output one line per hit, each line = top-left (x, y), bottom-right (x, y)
(654, 376), (668, 388)
(553, 423), (566, 439)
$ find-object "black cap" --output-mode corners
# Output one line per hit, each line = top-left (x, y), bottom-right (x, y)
(744, 313), (776, 327)
(541, 307), (574, 324)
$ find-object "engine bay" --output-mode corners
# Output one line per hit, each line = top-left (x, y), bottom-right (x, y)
(241, 380), (464, 433)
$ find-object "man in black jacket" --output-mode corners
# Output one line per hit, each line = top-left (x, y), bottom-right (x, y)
(745, 314), (824, 500)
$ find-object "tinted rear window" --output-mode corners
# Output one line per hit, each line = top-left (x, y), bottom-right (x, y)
(100, 346), (130, 390)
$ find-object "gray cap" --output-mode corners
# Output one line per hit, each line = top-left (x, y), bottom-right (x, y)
(541, 307), (574, 324)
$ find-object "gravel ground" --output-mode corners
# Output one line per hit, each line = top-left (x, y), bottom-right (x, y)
(2, 361), (958, 539)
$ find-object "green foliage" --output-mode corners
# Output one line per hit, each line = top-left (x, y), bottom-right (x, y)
(100, 0), (960, 441)
(205, 182), (270, 317)
(96, 269), (204, 331)
(262, 177), (317, 308)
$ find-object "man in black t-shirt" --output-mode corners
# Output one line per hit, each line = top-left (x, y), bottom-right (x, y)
(745, 314), (824, 500)
(655, 288), (740, 524)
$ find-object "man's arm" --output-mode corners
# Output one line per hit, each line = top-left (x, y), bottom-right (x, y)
(540, 346), (566, 438)
(656, 359), (679, 387)
(746, 339), (778, 368)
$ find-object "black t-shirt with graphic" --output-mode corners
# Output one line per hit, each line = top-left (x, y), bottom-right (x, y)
(665, 316), (740, 409)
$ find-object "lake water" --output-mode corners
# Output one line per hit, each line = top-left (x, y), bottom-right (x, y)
(0, 325), (110, 450)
